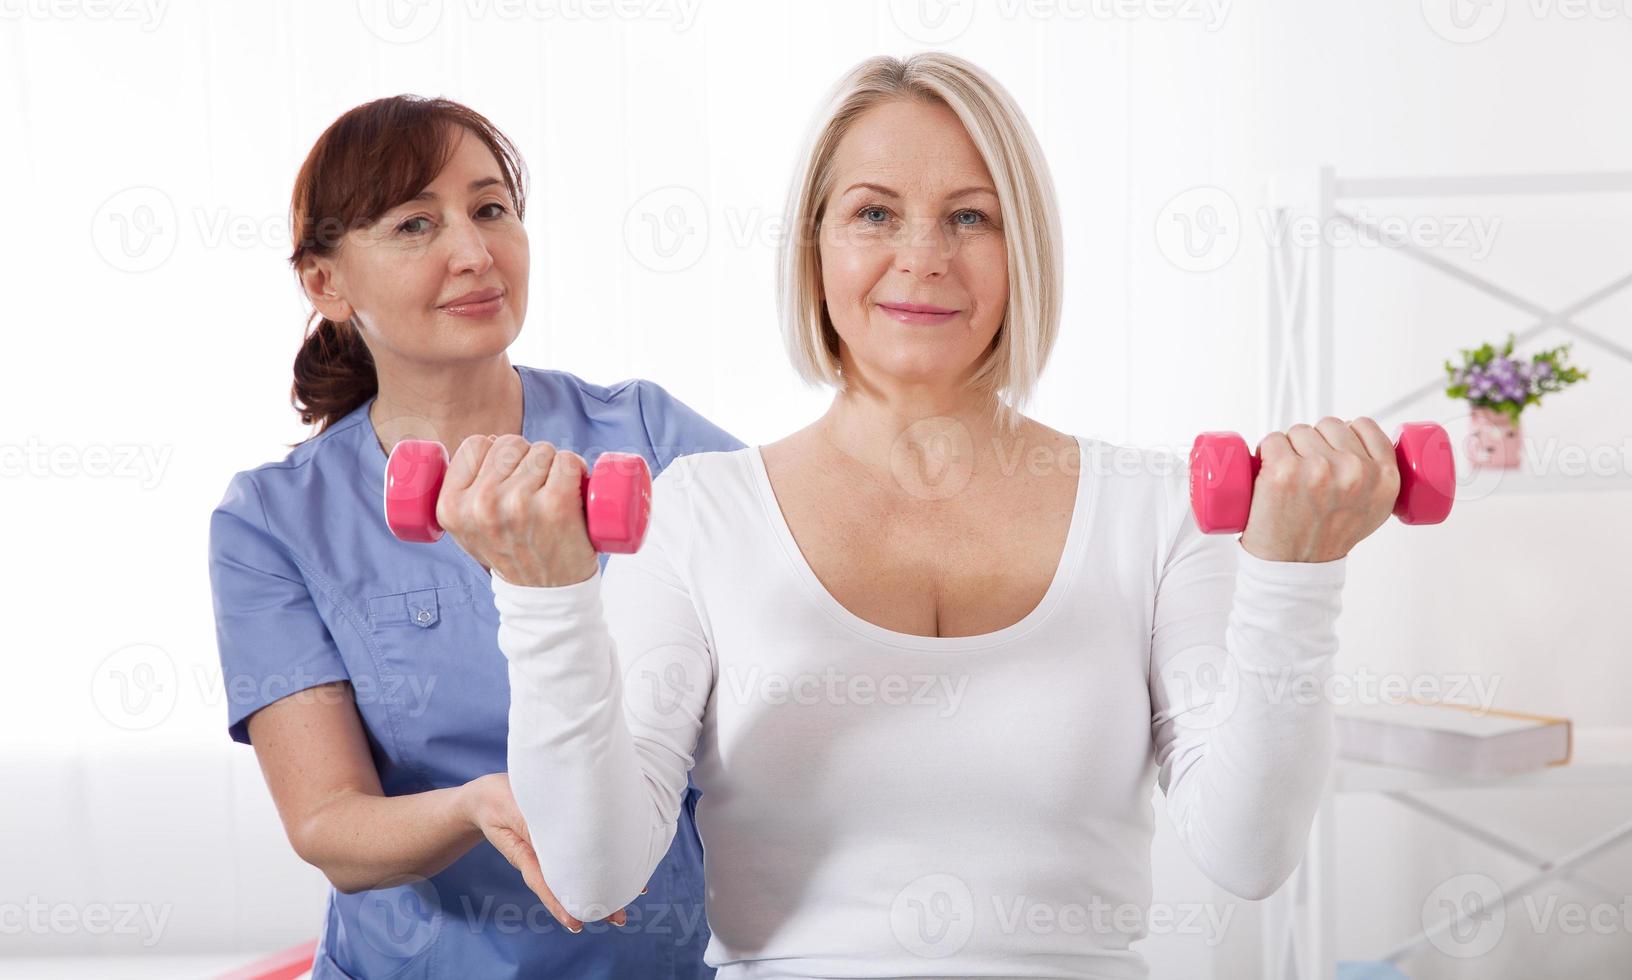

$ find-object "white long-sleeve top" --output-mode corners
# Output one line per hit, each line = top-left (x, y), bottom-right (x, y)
(495, 436), (1347, 980)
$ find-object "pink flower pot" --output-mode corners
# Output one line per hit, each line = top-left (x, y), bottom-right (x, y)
(1467, 406), (1521, 468)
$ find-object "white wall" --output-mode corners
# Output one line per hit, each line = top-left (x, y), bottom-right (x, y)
(3, 0), (1629, 976)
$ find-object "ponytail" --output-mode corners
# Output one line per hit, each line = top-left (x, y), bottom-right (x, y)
(289, 315), (377, 441)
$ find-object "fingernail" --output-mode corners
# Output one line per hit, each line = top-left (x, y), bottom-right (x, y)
(567, 924), (581, 934)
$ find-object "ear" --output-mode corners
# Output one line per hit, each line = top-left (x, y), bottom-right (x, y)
(297, 255), (354, 324)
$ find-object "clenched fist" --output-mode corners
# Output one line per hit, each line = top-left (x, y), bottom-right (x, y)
(1238, 416), (1401, 564)
(434, 434), (599, 588)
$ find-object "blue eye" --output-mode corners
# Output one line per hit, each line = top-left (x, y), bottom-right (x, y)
(860, 206), (890, 222)
(953, 209), (987, 226)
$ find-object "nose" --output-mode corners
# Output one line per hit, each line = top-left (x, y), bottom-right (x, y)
(444, 215), (495, 277)
(894, 216), (951, 280)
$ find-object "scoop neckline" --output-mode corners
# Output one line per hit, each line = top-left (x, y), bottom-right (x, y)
(745, 434), (1094, 652)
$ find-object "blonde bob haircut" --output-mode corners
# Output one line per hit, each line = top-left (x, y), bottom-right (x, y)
(777, 52), (1063, 429)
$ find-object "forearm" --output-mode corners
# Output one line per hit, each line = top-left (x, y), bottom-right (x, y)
(1162, 542), (1346, 900)
(295, 784), (482, 894)
(495, 571), (679, 919)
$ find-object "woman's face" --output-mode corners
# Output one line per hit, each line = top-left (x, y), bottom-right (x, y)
(304, 126), (529, 365)
(817, 98), (1008, 393)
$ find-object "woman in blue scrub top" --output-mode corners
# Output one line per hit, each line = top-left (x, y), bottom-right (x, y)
(206, 95), (738, 979)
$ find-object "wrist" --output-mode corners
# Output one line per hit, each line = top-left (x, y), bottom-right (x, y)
(1237, 535), (1347, 564)
(492, 562), (598, 590)
(1233, 537), (1348, 587)
(456, 775), (495, 829)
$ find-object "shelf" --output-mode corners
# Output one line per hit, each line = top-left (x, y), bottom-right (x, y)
(1456, 467), (1632, 496)
(1335, 727), (1632, 793)
(1334, 171), (1632, 199)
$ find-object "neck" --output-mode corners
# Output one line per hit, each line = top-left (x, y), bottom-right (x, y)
(368, 355), (524, 455)
(816, 372), (1023, 493)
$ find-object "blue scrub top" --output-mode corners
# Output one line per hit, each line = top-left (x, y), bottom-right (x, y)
(207, 365), (742, 980)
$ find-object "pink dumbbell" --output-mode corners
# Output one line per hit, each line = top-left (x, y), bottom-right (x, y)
(1189, 421), (1455, 534)
(383, 439), (653, 553)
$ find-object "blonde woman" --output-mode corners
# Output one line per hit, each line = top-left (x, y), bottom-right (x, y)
(446, 53), (1400, 978)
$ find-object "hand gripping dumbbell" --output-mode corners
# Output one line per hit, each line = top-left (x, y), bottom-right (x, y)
(1188, 421), (1455, 534)
(382, 439), (653, 553)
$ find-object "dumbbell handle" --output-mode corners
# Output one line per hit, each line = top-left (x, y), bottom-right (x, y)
(1189, 421), (1455, 535)
(383, 439), (652, 553)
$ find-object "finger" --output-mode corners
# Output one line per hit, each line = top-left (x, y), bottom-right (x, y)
(493, 832), (584, 932)
(539, 892), (585, 934)
(608, 908), (628, 927)
(542, 450), (589, 507)
(492, 805), (588, 934)
(1285, 422), (1338, 461)
(529, 871), (585, 934)
(443, 434), (498, 494)
(1314, 416), (1368, 459)
(1256, 431), (1294, 469)
(1348, 416), (1396, 465)
(501, 440), (558, 499)
(476, 434), (538, 489)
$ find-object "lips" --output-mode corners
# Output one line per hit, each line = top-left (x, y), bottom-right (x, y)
(877, 301), (959, 324)
(440, 287), (505, 317)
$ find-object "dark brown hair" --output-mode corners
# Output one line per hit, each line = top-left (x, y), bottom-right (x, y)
(288, 95), (528, 442)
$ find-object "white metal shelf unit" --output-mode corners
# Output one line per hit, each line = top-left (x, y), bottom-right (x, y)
(1262, 168), (1632, 494)
(1261, 731), (1632, 980)
(1257, 169), (1632, 980)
